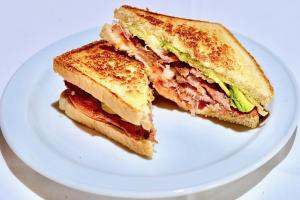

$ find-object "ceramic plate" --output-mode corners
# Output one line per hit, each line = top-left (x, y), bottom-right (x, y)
(1, 28), (299, 198)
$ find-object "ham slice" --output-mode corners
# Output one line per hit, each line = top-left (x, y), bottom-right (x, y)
(64, 82), (154, 141)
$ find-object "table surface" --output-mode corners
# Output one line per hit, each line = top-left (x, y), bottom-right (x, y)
(1, 0), (300, 199)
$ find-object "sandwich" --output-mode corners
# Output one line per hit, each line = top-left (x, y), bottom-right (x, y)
(53, 40), (155, 157)
(100, 5), (274, 128)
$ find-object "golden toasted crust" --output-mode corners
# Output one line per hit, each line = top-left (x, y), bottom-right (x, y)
(59, 93), (153, 157)
(54, 40), (151, 110)
(201, 106), (259, 128)
(221, 26), (274, 100)
(53, 40), (153, 131)
(115, 5), (274, 108)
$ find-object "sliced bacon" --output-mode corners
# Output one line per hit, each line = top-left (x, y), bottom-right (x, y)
(200, 82), (231, 110)
(64, 82), (155, 141)
(176, 67), (190, 77)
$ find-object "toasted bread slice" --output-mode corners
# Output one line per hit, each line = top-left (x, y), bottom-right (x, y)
(54, 40), (154, 131)
(59, 92), (153, 157)
(114, 5), (274, 109)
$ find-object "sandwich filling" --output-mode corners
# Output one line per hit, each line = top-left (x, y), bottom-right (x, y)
(63, 81), (155, 141)
(101, 24), (262, 117)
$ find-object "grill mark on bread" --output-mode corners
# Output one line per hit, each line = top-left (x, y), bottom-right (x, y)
(136, 13), (164, 26)
(54, 40), (146, 88)
(121, 7), (236, 70)
(168, 23), (234, 69)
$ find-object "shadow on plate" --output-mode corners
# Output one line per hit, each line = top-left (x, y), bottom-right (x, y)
(0, 126), (296, 200)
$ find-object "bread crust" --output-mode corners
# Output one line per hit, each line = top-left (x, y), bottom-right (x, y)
(221, 26), (274, 99)
(59, 93), (153, 157)
(115, 5), (274, 108)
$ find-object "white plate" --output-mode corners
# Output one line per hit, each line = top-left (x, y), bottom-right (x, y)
(1, 27), (299, 198)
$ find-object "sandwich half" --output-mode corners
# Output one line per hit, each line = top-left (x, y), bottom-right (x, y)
(54, 40), (155, 157)
(100, 5), (274, 128)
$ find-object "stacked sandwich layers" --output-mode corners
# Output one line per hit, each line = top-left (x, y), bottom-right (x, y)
(54, 41), (155, 157)
(100, 5), (274, 128)
(54, 5), (274, 157)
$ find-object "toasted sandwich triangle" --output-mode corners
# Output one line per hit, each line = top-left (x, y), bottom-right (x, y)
(54, 40), (154, 131)
(114, 5), (274, 108)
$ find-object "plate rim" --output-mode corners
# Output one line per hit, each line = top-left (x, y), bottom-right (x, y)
(1, 27), (299, 198)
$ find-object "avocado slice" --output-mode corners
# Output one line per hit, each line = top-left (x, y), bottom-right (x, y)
(229, 85), (255, 112)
